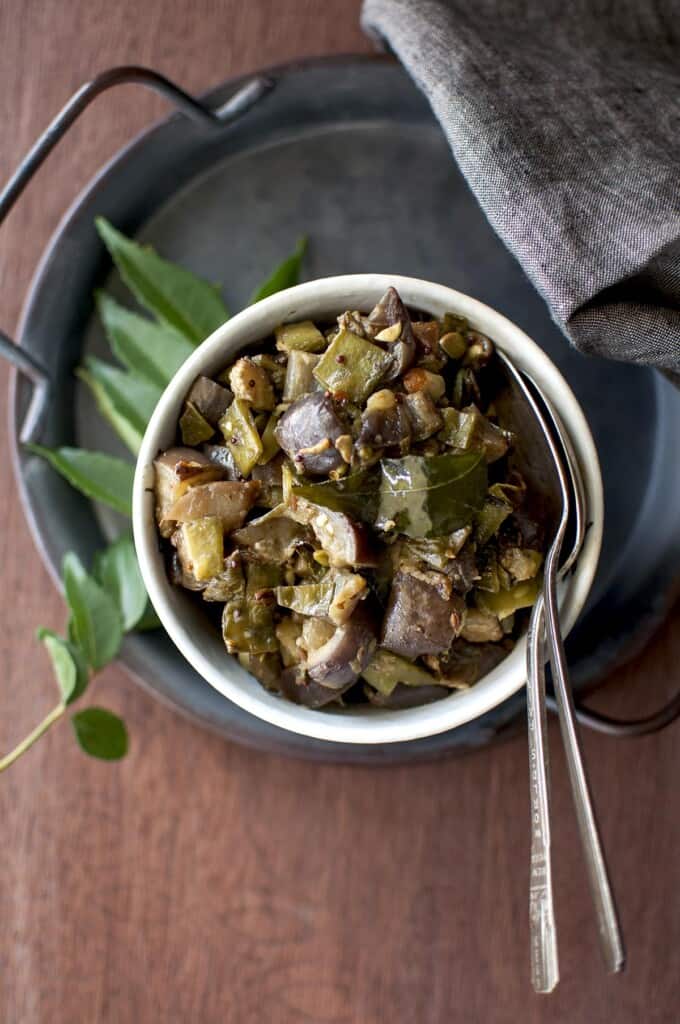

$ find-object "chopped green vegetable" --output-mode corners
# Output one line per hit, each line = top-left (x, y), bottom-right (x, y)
(283, 350), (320, 401)
(313, 328), (391, 402)
(179, 402), (214, 445)
(476, 576), (542, 619)
(180, 517), (224, 581)
(275, 319), (326, 353)
(219, 398), (263, 476)
(377, 451), (487, 539)
(475, 496), (513, 546)
(258, 411), (282, 465)
(363, 649), (437, 695)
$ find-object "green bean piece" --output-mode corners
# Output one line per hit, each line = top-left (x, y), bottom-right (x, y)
(313, 328), (391, 403)
(258, 411), (282, 465)
(476, 575), (542, 619)
(362, 649), (438, 695)
(219, 398), (264, 476)
(275, 320), (326, 353)
(179, 516), (224, 581)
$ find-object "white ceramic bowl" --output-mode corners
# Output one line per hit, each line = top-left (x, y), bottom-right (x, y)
(133, 275), (603, 745)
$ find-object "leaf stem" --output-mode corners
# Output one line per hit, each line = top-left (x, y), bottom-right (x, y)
(0, 704), (65, 772)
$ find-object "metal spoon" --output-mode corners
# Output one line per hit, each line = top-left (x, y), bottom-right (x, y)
(494, 351), (625, 990)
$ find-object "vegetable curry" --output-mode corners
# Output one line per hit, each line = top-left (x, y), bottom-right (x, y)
(154, 288), (545, 709)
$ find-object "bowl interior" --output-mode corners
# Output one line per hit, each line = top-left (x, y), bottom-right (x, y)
(133, 275), (602, 744)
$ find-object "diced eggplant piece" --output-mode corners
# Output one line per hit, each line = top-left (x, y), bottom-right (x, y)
(367, 287), (417, 381)
(274, 392), (345, 476)
(275, 617), (305, 667)
(168, 479), (260, 532)
(154, 447), (225, 538)
(364, 683), (448, 709)
(403, 390), (444, 441)
(228, 357), (275, 410)
(412, 320), (440, 351)
(429, 637), (511, 687)
(307, 603), (378, 689)
(232, 504), (310, 562)
(282, 351), (321, 401)
(291, 497), (377, 569)
(168, 543), (205, 592)
(445, 542), (479, 595)
(201, 444), (242, 479)
(251, 451), (285, 508)
(381, 570), (465, 659)
(300, 616), (336, 654)
(460, 608), (503, 643)
(357, 393), (411, 460)
(278, 665), (351, 708)
(187, 375), (232, 424)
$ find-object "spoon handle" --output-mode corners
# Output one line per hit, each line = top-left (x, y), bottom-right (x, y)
(543, 560), (626, 975)
(527, 595), (559, 993)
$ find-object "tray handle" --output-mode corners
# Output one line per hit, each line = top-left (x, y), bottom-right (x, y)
(0, 65), (274, 444)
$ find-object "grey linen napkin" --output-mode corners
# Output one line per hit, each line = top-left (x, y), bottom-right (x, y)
(362, 0), (680, 379)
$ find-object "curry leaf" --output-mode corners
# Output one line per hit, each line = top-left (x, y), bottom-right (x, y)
(377, 451), (488, 538)
(76, 366), (144, 455)
(249, 237), (307, 304)
(96, 291), (194, 388)
(78, 356), (162, 452)
(26, 445), (134, 517)
(134, 601), (162, 632)
(96, 217), (229, 344)
(93, 536), (147, 631)
(63, 553), (123, 671)
(37, 629), (89, 705)
(71, 707), (128, 760)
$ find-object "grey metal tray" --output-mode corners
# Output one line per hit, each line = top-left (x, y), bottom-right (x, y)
(7, 56), (680, 762)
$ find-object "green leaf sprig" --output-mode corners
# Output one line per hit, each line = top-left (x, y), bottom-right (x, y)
(5, 221), (308, 770)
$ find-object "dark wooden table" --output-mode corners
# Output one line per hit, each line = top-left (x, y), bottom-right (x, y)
(1, 2), (678, 1021)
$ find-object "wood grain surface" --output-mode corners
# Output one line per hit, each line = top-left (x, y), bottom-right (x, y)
(0, 2), (678, 1021)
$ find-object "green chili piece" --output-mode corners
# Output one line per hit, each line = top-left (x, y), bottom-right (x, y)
(313, 328), (391, 402)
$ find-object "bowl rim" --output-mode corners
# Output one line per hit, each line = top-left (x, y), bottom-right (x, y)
(132, 274), (603, 744)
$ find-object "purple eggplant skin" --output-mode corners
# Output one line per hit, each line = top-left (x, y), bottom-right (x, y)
(274, 392), (345, 476)
(357, 400), (411, 457)
(278, 665), (353, 708)
(307, 603), (378, 689)
(367, 287), (417, 381)
(381, 571), (465, 659)
(445, 543), (479, 596)
(187, 376), (232, 425)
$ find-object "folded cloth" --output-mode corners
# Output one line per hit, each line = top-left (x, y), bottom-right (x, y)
(362, 0), (680, 379)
